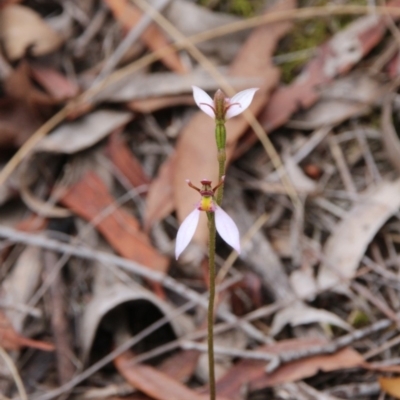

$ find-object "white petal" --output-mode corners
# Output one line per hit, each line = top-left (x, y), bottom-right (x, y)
(225, 88), (259, 120)
(215, 206), (240, 253)
(192, 86), (215, 119)
(175, 208), (200, 259)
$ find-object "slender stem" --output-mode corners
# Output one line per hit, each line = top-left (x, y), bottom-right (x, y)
(216, 148), (226, 206)
(207, 119), (227, 400)
(207, 211), (217, 400)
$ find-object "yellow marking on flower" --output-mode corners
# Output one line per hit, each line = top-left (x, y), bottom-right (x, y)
(199, 196), (215, 212)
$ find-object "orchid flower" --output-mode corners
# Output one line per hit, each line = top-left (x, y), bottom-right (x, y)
(192, 86), (259, 121)
(175, 178), (240, 259)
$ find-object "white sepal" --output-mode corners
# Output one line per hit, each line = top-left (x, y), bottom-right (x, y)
(175, 208), (201, 259)
(192, 86), (215, 119)
(225, 88), (259, 119)
(215, 206), (240, 254)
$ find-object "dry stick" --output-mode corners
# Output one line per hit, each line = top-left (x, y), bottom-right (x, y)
(43, 250), (75, 384)
(181, 340), (276, 362)
(363, 333), (400, 360)
(328, 136), (358, 200)
(73, 6), (109, 57)
(267, 318), (393, 373)
(1, 4), (400, 188)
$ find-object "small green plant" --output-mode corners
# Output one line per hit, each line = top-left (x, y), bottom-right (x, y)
(176, 86), (258, 400)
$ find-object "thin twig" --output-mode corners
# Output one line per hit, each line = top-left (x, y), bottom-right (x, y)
(267, 318), (393, 372)
(181, 340), (276, 361)
(0, 346), (28, 400)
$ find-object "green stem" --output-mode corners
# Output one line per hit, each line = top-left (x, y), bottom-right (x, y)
(207, 212), (216, 400)
(216, 148), (226, 206)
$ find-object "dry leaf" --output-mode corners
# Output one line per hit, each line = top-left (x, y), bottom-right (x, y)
(171, 0), (296, 245)
(0, 0), (22, 9)
(215, 338), (364, 398)
(379, 376), (400, 399)
(114, 351), (227, 400)
(270, 302), (351, 337)
(158, 350), (200, 383)
(289, 73), (385, 129)
(128, 95), (194, 113)
(1, 246), (42, 332)
(108, 130), (150, 189)
(99, 68), (259, 103)
(36, 110), (132, 154)
(31, 66), (80, 101)
(0, 62), (53, 148)
(317, 179), (400, 292)
(104, 0), (186, 74)
(0, 310), (54, 351)
(0, 4), (63, 60)
(289, 269), (317, 301)
(60, 171), (169, 272)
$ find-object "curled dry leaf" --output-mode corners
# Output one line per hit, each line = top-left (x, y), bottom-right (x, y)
(317, 179), (400, 292)
(36, 110), (132, 154)
(80, 282), (191, 362)
(0, 4), (63, 60)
